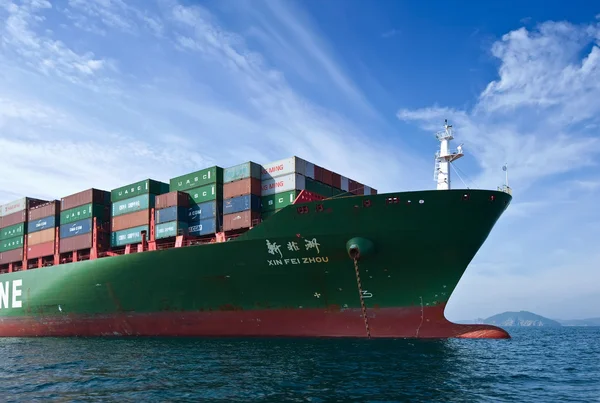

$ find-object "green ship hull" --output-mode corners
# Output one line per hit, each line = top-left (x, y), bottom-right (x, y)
(0, 189), (511, 338)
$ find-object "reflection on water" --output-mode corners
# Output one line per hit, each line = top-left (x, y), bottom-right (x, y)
(0, 327), (598, 402)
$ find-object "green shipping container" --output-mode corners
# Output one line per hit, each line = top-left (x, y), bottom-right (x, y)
(0, 222), (25, 241)
(170, 166), (223, 192)
(111, 179), (169, 202)
(332, 187), (345, 196)
(155, 221), (189, 239)
(0, 235), (24, 252)
(306, 178), (333, 198)
(223, 162), (262, 183)
(61, 203), (108, 225)
(261, 190), (300, 212)
(261, 209), (281, 220)
(111, 194), (155, 217)
(111, 225), (149, 247)
(183, 183), (223, 205)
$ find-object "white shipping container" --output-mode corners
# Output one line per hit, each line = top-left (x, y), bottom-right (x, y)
(261, 173), (306, 196)
(364, 186), (372, 195)
(305, 162), (315, 179)
(261, 156), (307, 180)
(341, 177), (349, 192)
(0, 197), (26, 217)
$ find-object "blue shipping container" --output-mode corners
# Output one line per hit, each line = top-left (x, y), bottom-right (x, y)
(27, 215), (56, 233)
(155, 206), (188, 224)
(60, 218), (92, 239)
(223, 194), (261, 215)
(188, 201), (218, 222)
(188, 217), (219, 236)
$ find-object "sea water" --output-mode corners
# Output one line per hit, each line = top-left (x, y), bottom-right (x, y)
(0, 327), (598, 402)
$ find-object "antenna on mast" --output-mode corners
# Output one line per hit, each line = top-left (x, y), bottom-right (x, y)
(433, 119), (464, 190)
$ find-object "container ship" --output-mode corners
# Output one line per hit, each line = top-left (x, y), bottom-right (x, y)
(0, 121), (512, 339)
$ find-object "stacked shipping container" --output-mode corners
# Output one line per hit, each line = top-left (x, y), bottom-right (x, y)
(259, 157), (332, 219)
(0, 197), (47, 265)
(222, 162), (262, 231)
(0, 155), (377, 268)
(60, 188), (111, 254)
(155, 191), (190, 240)
(259, 156), (378, 220)
(110, 180), (169, 247)
(170, 166), (224, 237)
(27, 200), (60, 259)
(260, 157), (307, 221)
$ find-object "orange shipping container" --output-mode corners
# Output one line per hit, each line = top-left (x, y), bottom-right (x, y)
(331, 173), (341, 189)
(61, 188), (110, 211)
(322, 169), (333, 186)
(314, 165), (324, 182)
(27, 241), (54, 259)
(223, 210), (261, 231)
(1, 211), (26, 228)
(27, 227), (55, 246)
(112, 210), (150, 232)
(223, 177), (261, 199)
(353, 182), (364, 195)
(28, 200), (59, 221)
(59, 233), (92, 254)
(155, 191), (190, 209)
(0, 248), (23, 264)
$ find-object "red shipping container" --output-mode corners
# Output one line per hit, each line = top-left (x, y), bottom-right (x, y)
(28, 200), (59, 221)
(0, 248), (23, 264)
(0, 211), (26, 228)
(112, 210), (150, 232)
(61, 188), (110, 211)
(223, 178), (261, 199)
(223, 211), (261, 231)
(322, 169), (333, 186)
(155, 191), (190, 209)
(331, 173), (341, 189)
(27, 241), (54, 259)
(314, 165), (324, 183)
(28, 228), (55, 246)
(371, 188), (377, 195)
(59, 233), (92, 254)
(353, 182), (364, 195)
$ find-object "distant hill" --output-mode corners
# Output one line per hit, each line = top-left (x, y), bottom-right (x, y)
(483, 311), (562, 327)
(456, 312), (600, 327)
(555, 317), (600, 327)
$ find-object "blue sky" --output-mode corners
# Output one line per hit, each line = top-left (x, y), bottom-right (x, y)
(1, 0), (599, 320)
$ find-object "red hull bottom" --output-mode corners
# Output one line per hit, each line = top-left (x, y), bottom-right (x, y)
(0, 305), (509, 339)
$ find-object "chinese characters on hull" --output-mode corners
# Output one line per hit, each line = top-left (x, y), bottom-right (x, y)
(265, 238), (326, 266)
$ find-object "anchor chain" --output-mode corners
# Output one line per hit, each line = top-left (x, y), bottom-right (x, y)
(353, 258), (371, 339)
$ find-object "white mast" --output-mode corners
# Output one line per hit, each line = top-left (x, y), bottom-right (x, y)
(433, 119), (464, 190)
(498, 163), (512, 194)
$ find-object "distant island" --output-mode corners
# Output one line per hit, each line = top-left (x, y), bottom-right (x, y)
(457, 311), (600, 327)
(484, 311), (561, 327)
(555, 317), (600, 327)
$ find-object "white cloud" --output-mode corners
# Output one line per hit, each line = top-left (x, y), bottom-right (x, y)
(0, 0), (427, 209)
(66, 0), (164, 37)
